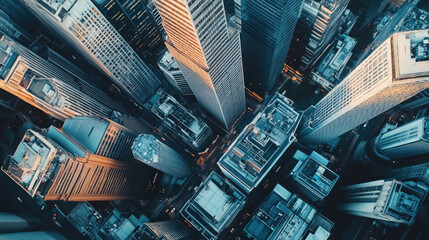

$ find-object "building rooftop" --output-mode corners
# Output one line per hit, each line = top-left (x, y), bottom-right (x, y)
(145, 89), (212, 150)
(1, 129), (70, 198)
(181, 171), (246, 240)
(340, 180), (427, 224)
(67, 202), (102, 236)
(38, 0), (76, 17)
(244, 184), (333, 240)
(378, 117), (429, 151)
(218, 93), (300, 193)
(131, 134), (159, 164)
(97, 209), (149, 240)
(158, 50), (180, 72)
(393, 30), (429, 78)
(291, 150), (339, 201)
(312, 35), (356, 86)
(0, 35), (18, 79)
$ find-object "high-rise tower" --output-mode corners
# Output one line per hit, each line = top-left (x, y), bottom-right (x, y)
(0, 33), (125, 121)
(91, 0), (164, 63)
(375, 117), (429, 160)
(153, 0), (246, 129)
(338, 179), (426, 225)
(299, 30), (429, 145)
(2, 128), (149, 202)
(287, 0), (350, 75)
(132, 134), (191, 178)
(240, 0), (303, 96)
(22, 0), (161, 105)
(62, 116), (138, 162)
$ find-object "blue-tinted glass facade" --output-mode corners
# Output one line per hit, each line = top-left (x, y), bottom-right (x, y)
(241, 0), (303, 96)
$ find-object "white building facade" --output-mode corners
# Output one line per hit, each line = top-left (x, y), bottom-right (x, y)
(338, 179), (426, 224)
(22, 0), (160, 105)
(0, 34), (123, 120)
(300, 30), (429, 145)
(376, 117), (429, 159)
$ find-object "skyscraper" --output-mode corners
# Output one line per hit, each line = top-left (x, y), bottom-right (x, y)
(2, 128), (149, 202)
(299, 30), (429, 145)
(287, 0), (350, 75)
(375, 117), (429, 160)
(22, 0), (161, 105)
(154, 0), (246, 129)
(62, 116), (137, 162)
(0, 33), (125, 121)
(132, 134), (191, 178)
(91, 0), (164, 63)
(240, 0), (303, 96)
(338, 179), (426, 224)
(310, 34), (357, 91)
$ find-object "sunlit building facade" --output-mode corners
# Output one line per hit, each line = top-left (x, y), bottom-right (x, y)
(140, 221), (191, 240)
(1, 128), (147, 202)
(300, 30), (429, 145)
(240, 0), (303, 95)
(0, 34), (125, 121)
(154, 0), (246, 129)
(23, 0), (161, 105)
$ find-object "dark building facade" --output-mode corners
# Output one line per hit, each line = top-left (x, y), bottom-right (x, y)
(92, 0), (165, 63)
(240, 0), (303, 96)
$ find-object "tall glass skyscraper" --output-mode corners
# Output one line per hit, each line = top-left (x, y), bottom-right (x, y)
(240, 0), (303, 96)
(22, 0), (161, 105)
(299, 30), (429, 145)
(153, 0), (246, 129)
(92, 0), (164, 63)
